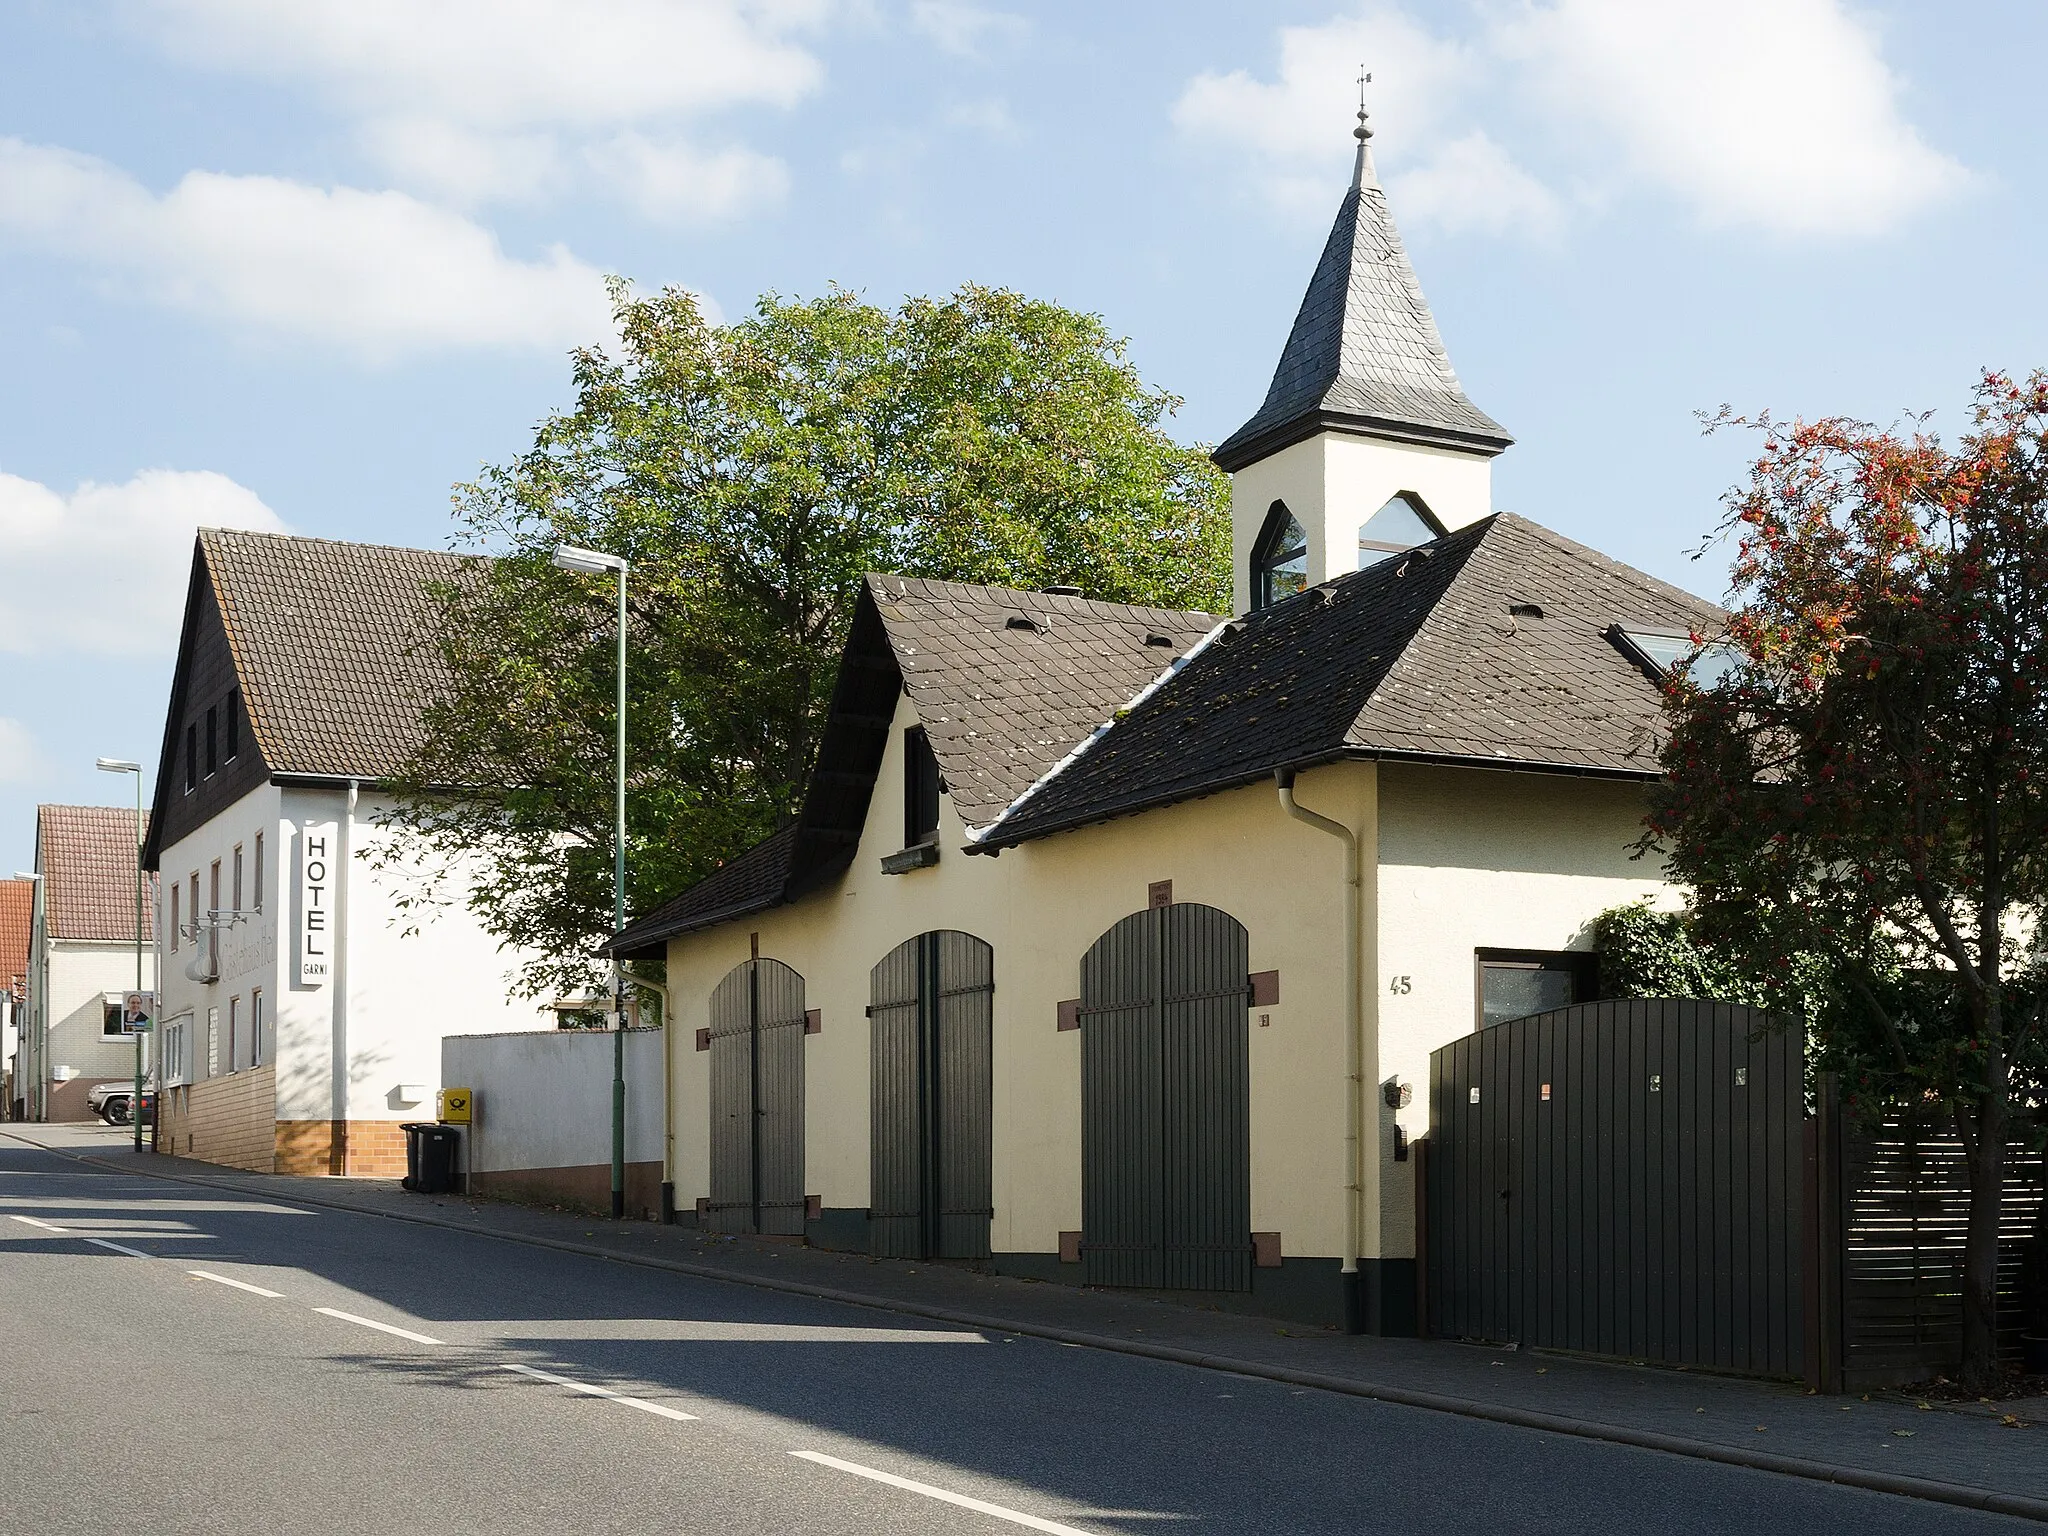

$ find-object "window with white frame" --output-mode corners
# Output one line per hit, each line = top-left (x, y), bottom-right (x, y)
(162, 1015), (191, 1087)
(250, 988), (264, 1068)
(205, 1006), (219, 1077)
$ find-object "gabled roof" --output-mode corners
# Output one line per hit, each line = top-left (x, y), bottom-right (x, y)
(1213, 129), (1510, 471)
(36, 805), (155, 942)
(199, 529), (475, 780)
(977, 515), (1721, 848)
(609, 576), (1221, 955)
(0, 878), (32, 992)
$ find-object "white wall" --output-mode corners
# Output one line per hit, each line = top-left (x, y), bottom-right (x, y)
(44, 939), (154, 1084)
(445, 1028), (663, 1172)
(1230, 432), (1496, 614)
(157, 780), (556, 1129)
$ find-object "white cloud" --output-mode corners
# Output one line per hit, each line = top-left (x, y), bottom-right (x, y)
(138, 0), (829, 220)
(0, 139), (614, 360)
(909, 1), (1027, 58)
(0, 468), (287, 659)
(1497, 0), (1969, 237)
(1174, 0), (1968, 240)
(0, 720), (38, 784)
(585, 133), (791, 226)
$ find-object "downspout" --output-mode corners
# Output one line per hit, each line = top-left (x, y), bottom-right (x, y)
(1276, 766), (1365, 1335)
(620, 962), (675, 1221)
(331, 780), (358, 1172)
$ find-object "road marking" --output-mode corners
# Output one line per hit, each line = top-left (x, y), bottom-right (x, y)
(789, 1451), (1097, 1536)
(313, 1307), (444, 1345)
(85, 1237), (154, 1259)
(189, 1269), (284, 1298)
(501, 1363), (699, 1421)
(8, 1214), (69, 1233)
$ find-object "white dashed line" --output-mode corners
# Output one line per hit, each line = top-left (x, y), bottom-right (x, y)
(501, 1363), (699, 1421)
(8, 1214), (69, 1233)
(313, 1307), (444, 1345)
(189, 1269), (284, 1298)
(789, 1451), (1098, 1536)
(85, 1237), (154, 1259)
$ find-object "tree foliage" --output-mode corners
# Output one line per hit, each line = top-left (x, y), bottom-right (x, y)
(1641, 372), (2048, 1383)
(374, 280), (1230, 1001)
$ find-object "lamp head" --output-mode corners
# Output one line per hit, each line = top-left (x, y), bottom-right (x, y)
(551, 543), (629, 575)
(96, 758), (141, 774)
(12, 872), (40, 882)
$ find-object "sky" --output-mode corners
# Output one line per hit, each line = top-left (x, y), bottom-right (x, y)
(1, 0), (2043, 874)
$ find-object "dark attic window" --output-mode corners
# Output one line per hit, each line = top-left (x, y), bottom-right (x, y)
(1253, 502), (1309, 609)
(184, 724), (197, 794)
(205, 705), (218, 777)
(225, 690), (240, 762)
(904, 726), (942, 847)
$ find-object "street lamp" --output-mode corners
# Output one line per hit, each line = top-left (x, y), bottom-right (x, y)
(13, 872), (41, 1121)
(552, 542), (631, 1221)
(96, 759), (146, 1153)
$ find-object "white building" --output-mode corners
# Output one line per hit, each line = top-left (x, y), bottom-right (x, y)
(144, 532), (557, 1175)
(3, 876), (29, 1116)
(18, 806), (156, 1122)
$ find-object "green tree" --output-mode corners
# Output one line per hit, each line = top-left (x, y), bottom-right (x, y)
(1643, 373), (2048, 1387)
(375, 280), (1229, 1001)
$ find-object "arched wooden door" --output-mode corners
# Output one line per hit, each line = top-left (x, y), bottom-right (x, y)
(706, 957), (807, 1235)
(1080, 902), (1251, 1291)
(868, 930), (994, 1260)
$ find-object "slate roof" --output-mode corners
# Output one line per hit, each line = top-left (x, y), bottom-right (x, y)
(202, 529), (477, 779)
(36, 804), (155, 942)
(978, 515), (1722, 848)
(0, 879), (31, 993)
(609, 577), (1221, 954)
(1213, 143), (1510, 470)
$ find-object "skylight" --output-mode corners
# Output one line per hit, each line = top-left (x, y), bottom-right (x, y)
(1611, 626), (1741, 689)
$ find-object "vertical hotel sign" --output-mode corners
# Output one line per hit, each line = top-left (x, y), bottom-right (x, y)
(299, 821), (337, 986)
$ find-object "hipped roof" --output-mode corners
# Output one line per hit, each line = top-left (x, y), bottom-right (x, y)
(36, 804), (155, 942)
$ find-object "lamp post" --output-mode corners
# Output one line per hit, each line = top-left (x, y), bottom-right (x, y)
(12, 872), (42, 1121)
(97, 759), (146, 1153)
(552, 542), (630, 1221)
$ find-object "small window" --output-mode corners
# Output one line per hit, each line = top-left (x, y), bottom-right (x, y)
(1477, 950), (1596, 1029)
(904, 726), (942, 847)
(205, 707), (217, 777)
(208, 861), (220, 976)
(252, 831), (264, 913)
(225, 690), (240, 761)
(1611, 625), (1741, 689)
(1357, 493), (1442, 570)
(188, 874), (199, 951)
(250, 988), (264, 1068)
(1252, 502), (1309, 609)
(102, 1001), (129, 1039)
(205, 1006), (219, 1077)
(169, 882), (180, 954)
(184, 725), (197, 793)
(227, 996), (240, 1074)
(232, 845), (243, 915)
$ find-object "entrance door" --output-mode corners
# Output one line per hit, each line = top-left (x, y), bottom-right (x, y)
(706, 957), (807, 1235)
(869, 930), (994, 1259)
(1080, 902), (1251, 1292)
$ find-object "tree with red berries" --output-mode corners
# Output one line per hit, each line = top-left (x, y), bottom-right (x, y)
(1647, 372), (2048, 1388)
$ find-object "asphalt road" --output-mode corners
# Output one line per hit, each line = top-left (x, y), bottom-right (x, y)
(0, 1137), (2032, 1536)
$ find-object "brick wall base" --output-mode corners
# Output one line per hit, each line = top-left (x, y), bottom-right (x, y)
(275, 1118), (411, 1178)
(158, 1068), (277, 1171)
(470, 1161), (665, 1220)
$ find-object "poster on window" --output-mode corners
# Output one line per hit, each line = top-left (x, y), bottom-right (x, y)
(298, 821), (337, 987)
(122, 991), (155, 1032)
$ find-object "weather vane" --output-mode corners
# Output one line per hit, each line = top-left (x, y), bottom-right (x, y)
(1355, 66), (1373, 143)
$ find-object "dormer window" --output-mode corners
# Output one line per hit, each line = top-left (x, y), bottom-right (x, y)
(1252, 503), (1308, 610)
(1610, 625), (1741, 689)
(1357, 493), (1443, 570)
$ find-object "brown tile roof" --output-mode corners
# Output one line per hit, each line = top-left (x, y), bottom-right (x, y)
(0, 878), (31, 992)
(36, 805), (156, 942)
(609, 577), (1221, 955)
(869, 576), (1223, 831)
(980, 514), (1720, 847)
(202, 529), (477, 779)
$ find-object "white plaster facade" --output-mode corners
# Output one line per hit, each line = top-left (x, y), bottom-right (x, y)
(21, 935), (153, 1121)
(154, 779), (555, 1164)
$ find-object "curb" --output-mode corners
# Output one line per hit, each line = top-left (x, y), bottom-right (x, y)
(26, 1134), (2048, 1525)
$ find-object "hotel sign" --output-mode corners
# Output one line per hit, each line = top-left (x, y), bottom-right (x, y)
(299, 820), (337, 986)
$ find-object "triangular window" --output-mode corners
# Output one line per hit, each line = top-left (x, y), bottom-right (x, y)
(1253, 503), (1309, 609)
(1357, 493), (1442, 570)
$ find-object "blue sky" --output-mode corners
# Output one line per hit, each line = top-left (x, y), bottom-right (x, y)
(1, 0), (2042, 873)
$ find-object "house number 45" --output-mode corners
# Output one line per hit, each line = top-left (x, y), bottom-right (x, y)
(1388, 976), (1412, 995)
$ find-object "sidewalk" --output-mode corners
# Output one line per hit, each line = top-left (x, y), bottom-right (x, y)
(16, 1122), (2048, 1522)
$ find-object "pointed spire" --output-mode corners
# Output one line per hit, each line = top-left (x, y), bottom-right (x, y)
(1213, 93), (1511, 473)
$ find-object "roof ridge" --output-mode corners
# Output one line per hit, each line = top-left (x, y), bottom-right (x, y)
(866, 571), (1221, 627)
(200, 526), (476, 562)
(1483, 512), (1722, 617)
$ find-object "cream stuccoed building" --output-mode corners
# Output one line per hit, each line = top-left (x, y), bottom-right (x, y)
(611, 114), (1712, 1334)
(144, 532), (558, 1175)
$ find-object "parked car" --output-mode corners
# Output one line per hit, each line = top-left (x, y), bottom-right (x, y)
(87, 1082), (155, 1126)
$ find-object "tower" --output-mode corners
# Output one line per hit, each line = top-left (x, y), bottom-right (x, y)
(1215, 97), (1511, 615)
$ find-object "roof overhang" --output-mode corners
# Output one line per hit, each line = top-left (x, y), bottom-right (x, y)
(1212, 405), (1514, 474)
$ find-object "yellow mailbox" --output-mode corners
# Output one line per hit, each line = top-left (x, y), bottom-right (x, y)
(438, 1085), (473, 1124)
